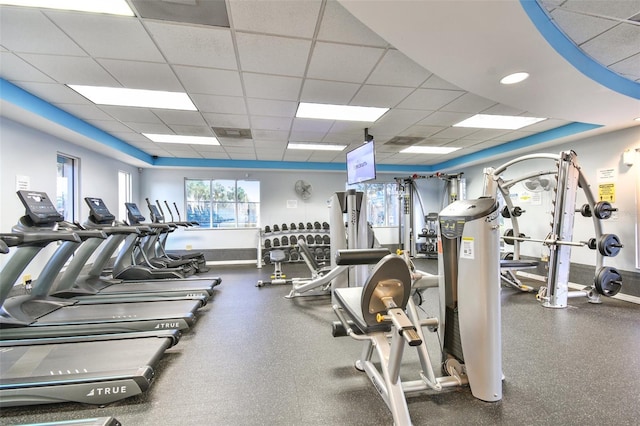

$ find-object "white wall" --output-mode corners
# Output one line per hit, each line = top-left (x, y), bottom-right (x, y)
(0, 117), (140, 276)
(460, 126), (640, 272)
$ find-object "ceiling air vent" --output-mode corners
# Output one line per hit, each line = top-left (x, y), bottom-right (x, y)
(385, 136), (425, 146)
(212, 127), (253, 139)
(131, 0), (230, 27)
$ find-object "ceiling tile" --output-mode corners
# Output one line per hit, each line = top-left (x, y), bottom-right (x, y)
(190, 94), (246, 115)
(236, 33), (311, 77)
(291, 118), (334, 133)
(0, 8), (85, 55)
(197, 151), (229, 160)
(519, 118), (569, 132)
(283, 151), (312, 161)
(174, 66), (243, 96)
(255, 139), (288, 149)
(560, 0), (640, 20)
(482, 103), (527, 116)
(421, 74), (463, 90)
(246, 98), (297, 117)
(97, 59), (183, 91)
(121, 121), (172, 133)
(255, 149), (285, 161)
(203, 112), (250, 128)
(243, 73), (302, 101)
(375, 109), (431, 126)
(0, 52), (56, 83)
(153, 110), (206, 126)
(328, 121), (370, 134)
(14, 81), (92, 104)
(610, 52), (640, 80)
(418, 111), (473, 127)
(397, 88), (465, 110)
(399, 125), (446, 138)
(168, 125), (214, 136)
(162, 148), (203, 158)
(251, 129), (289, 141)
(289, 131), (327, 142)
(317, 1), (388, 47)
(250, 116), (292, 131)
(431, 126), (479, 139)
(110, 132), (155, 144)
(99, 106), (163, 123)
(581, 23), (640, 66)
(300, 79), (361, 104)
(307, 42), (385, 83)
(351, 85), (413, 108)
(55, 103), (112, 121)
(441, 92), (497, 114)
(86, 119), (136, 133)
(229, 0), (322, 38)
(46, 11), (164, 62)
(16, 54), (119, 86)
(549, 9), (618, 45)
(366, 49), (431, 87)
(145, 21), (237, 69)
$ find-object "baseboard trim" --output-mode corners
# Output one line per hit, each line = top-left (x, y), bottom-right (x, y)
(517, 271), (640, 305)
(206, 260), (256, 266)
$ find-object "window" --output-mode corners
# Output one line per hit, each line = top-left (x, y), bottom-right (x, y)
(185, 179), (260, 228)
(56, 154), (78, 222)
(118, 170), (132, 221)
(348, 182), (399, 227)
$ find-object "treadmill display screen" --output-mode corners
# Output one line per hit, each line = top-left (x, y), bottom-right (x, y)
(125, 203), (146, 224)
(84, 197), (116, 223)
(16, 190), (64, 224)
(149, 205), (164, 223)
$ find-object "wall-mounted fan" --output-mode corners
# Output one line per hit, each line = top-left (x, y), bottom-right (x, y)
(523, 177), (553, 192)
(294, 179), (312, 200)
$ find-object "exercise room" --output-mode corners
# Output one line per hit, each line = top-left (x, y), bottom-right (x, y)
(0, 1), (638, 425)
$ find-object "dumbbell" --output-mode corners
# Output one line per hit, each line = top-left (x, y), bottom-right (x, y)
(273, 224), (280, 232)
(289, 236), (298, 245)
(306, 235), (315, 244)
(290, 248), (300, 261)
(264, 239), (271, 249)
(314, 235), (323, 244)
(281, 223), (288, 231)
(264, 225), (271, 233)
(314, 221), (321, 230)
(322, 222), (330, 230)
(323, 235), (331, 244)
(501, 206), (525, 218)
(290, 223), (297, 230)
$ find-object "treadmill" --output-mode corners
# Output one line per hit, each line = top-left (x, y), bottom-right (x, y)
(0, 233), (182, 407)
(49, 197), (220, 301)
(0, 191), (202, 340)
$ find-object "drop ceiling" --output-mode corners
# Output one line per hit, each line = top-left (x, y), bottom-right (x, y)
(0, 0), (638, 171)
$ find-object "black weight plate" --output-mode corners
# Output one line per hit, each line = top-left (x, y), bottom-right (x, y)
(263, 254), (271, 265)
(290, 236), (298, 245)
(282, 223), (288, 231)
(273, 224), (280, 232)
(290, 223), (297, 230)
(264, 225), (271, 233)
(315, 235), (323, 244)
(299, 222), (305, 231)
(273, 238), (280, 247)
(594, 201), (613, 220)
(594, 266), (622, 296)
(264, 239), (271, 248)
(322, 222), (330, 230)
(290, 251), (300, 261)
(598, 234), (621, 257)
(306, 222), (313, 230)
(306, 235), (314, 244)
(323, 235), (331, 244)
(281, 237), (290, 246)
(314, 221), (321, 230)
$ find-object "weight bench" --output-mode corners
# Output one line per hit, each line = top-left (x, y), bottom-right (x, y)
(285, 239), (389, 298)
(500, 255), (539, 292)
(256, 249), (289, 287)
(332, 253), (463, 425)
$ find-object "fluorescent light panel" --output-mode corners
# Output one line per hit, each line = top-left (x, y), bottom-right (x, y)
(144, 134), (219, 145)
(400, 146), (461, 154)
(453, 114), (546, 130)
(0, 0), (135, 16)
(67, 85), (197, 111)
(296, 102), (388, 122)
(288, 143), (346, 151)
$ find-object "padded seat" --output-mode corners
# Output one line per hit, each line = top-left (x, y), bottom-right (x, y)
(334, 287), (391, 334)
(270, 249), (286, 263)
(500, 259), (538, 270)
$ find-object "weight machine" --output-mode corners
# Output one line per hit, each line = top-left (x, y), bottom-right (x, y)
(395, 172), (464, 257)
(484, 150), (623, 308)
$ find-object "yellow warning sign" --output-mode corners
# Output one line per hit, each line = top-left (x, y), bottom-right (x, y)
(598, 183), (615, 202)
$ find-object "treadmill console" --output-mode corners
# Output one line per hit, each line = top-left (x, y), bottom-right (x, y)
(149, 205), (164, 223)
(16, 190), (64, 224)
(85, 197), (116, 224)
(125, 202), (146, 225)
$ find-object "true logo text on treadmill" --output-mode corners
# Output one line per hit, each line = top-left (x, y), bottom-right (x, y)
(86, 385), (127, 396)
(155, 322), (180, 329)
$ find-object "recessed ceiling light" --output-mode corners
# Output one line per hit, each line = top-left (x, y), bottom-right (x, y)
(143, 134), (219, 145)
(68, 85), (197, 111)
(0, 0), (134, 16)
(500, 72), (530, 85)
(453, 114), (546, 130)
(400, 146), (461, 154)
(287, 143), (346, 151)
(296, 102), (388, 122)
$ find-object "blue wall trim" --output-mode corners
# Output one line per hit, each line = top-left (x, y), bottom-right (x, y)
(433, 122), (602, 170)
(520, 0), (640, 100)
(1, 78), (599, 173)
(0, 79), (154, 164)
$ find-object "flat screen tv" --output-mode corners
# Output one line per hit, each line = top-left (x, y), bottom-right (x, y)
(346, 141), (376, 185)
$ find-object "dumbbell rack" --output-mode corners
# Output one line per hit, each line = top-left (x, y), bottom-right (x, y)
(416, 213), (438, 259)
(257, 222), (330, 269)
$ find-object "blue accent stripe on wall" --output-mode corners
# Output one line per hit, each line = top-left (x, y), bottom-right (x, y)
(1, 78), (600, 173)
(0, 79), (154, 164)
(432, 122), (602, 170)
(520, 0), (640, 100)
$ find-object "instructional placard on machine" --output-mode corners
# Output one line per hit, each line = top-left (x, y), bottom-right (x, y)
(460, 236), (474, 259)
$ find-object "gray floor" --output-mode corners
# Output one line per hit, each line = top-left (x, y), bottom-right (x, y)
(1, 261), (639, 425)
